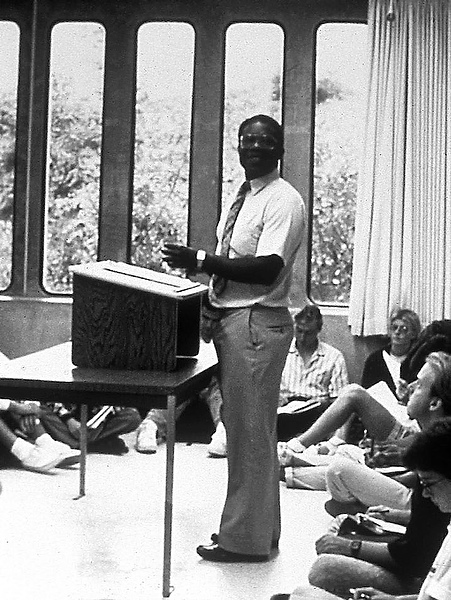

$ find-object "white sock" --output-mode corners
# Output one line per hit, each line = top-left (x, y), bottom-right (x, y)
(11, 438), (34, 461)
(35, 433), (54, 447)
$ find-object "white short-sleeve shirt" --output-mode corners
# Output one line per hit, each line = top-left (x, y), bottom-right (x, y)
(210, 169), (305, 308)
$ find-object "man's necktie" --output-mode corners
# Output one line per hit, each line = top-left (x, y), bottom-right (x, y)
(211, 180), (251, 296)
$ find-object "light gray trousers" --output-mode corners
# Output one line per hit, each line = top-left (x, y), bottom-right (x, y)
(213, 305), (293, 555)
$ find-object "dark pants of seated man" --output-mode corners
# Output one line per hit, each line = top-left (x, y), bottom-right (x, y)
(39, 406), (141, 450)
(277, 405), (325, 441)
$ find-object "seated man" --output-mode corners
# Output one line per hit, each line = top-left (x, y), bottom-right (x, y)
(0, 398), (80, 472)
(272, 351), (451, 600)
(272, 416), (451, 600)
(40, 402), (141, 455)
(277, 305), (349, 441)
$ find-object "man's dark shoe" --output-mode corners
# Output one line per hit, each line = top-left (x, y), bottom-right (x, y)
(211, 532), (279, 550)
(196, 543), (268, 562)
(270, 595), (290, 600)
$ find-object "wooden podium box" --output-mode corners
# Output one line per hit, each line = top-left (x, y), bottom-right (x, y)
(70, 261), (207, 371)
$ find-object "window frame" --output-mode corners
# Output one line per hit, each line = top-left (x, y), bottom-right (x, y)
(0, 0), (368, 303)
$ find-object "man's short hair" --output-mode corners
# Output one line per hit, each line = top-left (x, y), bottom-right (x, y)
(425, 351), (451, 416)
(389, 307), (422, 339)
(403, 417), (451, 479)
(238, 114), (284, 149)
(294, 305), (323, 331)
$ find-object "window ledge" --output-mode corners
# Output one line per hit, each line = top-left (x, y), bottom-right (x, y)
(0, 295), (72, 305)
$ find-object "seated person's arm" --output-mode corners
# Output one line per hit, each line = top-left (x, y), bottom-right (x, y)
(360, 352), (378, 390)
(0, 399), (41, 416)
(0, 400), (42, 435)
(366, 505), (411, 526)
(396, 378), (409, 402)
(315, 534), (397, 570)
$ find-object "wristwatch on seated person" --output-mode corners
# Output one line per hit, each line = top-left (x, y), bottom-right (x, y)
(350, 539), (362, 557)
(196, 249), (207, 271)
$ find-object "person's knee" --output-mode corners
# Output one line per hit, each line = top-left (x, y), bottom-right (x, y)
(340, 385), (376, 422)
(308, 554), (348, 594)
(345, 385), (367, 406)
(325, 456), (347, 486)
(337, 383), (363, 400)
(325, 457), (361, 501)
(327, 456), (359, 481)
(120, 408), (142, 431)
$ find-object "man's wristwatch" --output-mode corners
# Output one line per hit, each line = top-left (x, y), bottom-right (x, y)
(350, 539), (362, 557)
(196, 249), (206, 271)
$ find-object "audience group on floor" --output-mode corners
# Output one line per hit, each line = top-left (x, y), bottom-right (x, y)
(2, 306), (451, 600)
(270, 309), (451, 600)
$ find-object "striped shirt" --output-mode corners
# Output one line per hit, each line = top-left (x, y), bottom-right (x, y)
(279, 339), (348, 406)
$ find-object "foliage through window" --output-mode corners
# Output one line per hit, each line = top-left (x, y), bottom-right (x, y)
(311, 22), (368, 304)
(44, 22), (105, 293)
(132, 23), (194, 274)
(0, 21), (19, 291)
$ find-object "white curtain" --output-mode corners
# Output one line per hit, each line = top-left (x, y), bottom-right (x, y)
(349, 0), (451, 335)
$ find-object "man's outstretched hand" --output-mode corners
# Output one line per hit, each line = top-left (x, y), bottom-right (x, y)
(161, 243), (197, 271)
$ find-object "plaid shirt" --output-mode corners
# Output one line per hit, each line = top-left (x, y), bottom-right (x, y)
(279, 339), (348, 406)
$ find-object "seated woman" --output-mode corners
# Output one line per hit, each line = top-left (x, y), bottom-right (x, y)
(362, 308), (421, 396)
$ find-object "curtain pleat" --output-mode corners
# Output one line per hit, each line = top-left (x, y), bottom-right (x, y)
(349, 0), (451, 335)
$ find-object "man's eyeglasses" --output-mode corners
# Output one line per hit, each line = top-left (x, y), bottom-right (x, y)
(419, 478), (445, 493)
(390, 324), (409, 334)
(239, 134), (278, 150)
(295, 326), (318, 336)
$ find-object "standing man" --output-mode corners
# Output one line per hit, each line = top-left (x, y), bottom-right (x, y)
(162, 114), (305, 562)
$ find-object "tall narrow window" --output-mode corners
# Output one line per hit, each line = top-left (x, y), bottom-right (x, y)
(311, 22), (368, 304)
(0, 22), (19, 291)
(223, 23), (284, 205)
(132, 23), (194, 272)
(44, 22), (105, 293)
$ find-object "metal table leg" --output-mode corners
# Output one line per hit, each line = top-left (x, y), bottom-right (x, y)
(74, 403), (88, 500)
(162, 393), (176, 598)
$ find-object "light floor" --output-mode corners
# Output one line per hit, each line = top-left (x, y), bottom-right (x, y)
(0, 432), (331, 600)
